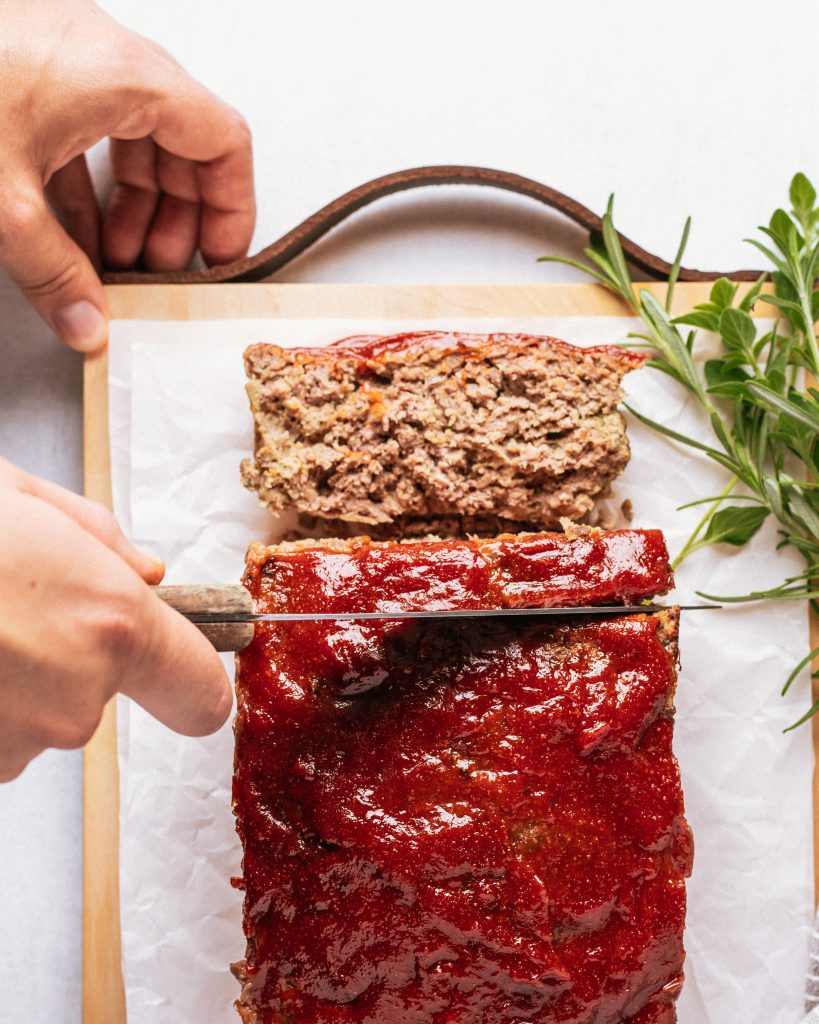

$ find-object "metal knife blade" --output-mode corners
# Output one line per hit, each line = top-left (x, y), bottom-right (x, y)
(186, 604), (717, 624)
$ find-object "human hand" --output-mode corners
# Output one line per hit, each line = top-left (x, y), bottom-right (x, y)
(0, 459), (232, 782)
(0, 0), (255, 351)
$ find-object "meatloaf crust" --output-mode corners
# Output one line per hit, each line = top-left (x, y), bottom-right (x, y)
(240, 332), (644, 529)
(232, 531), (690, 1024)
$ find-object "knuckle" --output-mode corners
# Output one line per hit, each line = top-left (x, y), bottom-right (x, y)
(23, 258), (82, 301)
(0, 187), (44, 253)
(135, 32), (177, 68)
(93, 583), (145, 662)
(3, 188), (43, 232)
(112, 30), (182, 95)
(113, 28), (165, 72)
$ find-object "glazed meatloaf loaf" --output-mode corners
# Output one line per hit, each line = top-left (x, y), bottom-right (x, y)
(240, 332), (644, 531)
(232, 531), (692, 1024)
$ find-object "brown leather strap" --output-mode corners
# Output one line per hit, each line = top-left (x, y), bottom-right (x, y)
(102, 165), (760, 285)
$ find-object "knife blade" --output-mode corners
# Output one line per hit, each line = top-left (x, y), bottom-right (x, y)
(153, 585), (718, 652)
(186, 604), (715, 623)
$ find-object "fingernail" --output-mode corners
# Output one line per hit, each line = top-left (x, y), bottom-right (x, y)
(53, 301), (107, 351)
(138, 553), (165, 584)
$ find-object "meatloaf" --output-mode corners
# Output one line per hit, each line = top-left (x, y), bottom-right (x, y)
(232, 531), (691, 1024)
(240, 332), (644, 530)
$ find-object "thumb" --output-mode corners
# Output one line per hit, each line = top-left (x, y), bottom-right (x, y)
(121, 587), (233, 737)
(0, 183), (109, 352)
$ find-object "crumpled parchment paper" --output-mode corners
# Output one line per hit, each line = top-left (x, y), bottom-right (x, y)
(108, 316), (814, 1024)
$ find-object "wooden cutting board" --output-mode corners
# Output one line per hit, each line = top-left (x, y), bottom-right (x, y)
(83, 281), (819, 1023)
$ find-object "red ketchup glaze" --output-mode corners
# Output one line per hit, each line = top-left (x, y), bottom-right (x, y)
(233, 532), (691, 1024)
(276, 330), (647, 371)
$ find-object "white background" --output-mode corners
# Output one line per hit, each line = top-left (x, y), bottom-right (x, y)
(1, 2), (818, 1022)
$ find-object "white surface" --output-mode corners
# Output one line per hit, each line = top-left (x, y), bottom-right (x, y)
(109, 316), (812, 1024)
(2, 2), (819, 1022)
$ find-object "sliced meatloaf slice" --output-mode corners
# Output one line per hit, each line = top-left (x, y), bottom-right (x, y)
(241, 331), (643, 529)
(233, 530), (690, 1024)
(241, 527), (674, 611)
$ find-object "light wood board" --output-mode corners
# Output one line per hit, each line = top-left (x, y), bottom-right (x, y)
(83, 282), (818, 1023)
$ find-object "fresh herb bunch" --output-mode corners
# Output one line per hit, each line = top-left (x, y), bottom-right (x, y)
(539, 174), (819, 726)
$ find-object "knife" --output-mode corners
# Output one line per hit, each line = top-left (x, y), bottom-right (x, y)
(155, 585), (717, 652)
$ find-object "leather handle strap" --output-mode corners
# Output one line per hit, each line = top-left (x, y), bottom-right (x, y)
(102, 164), (761, 285)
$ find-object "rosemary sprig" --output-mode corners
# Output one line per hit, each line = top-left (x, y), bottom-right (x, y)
(539, 175), (819, 722)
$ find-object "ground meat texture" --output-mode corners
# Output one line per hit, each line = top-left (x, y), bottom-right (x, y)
(232, 532), (690, 1024)
(240, 332), (644, 528)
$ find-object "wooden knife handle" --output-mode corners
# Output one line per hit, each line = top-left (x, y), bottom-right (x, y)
(154, 584), (255, 652)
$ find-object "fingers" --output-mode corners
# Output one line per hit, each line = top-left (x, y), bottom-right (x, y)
(0, 459), (164, 585)
(110, 64), (255, 268)
(104, 137), (198, 272)
(150, 77), (255, 265)
(144, 148), (200, 271)
(102, 137), (160, 270)
(103, 136), (248, 273)
(95, 37), (255, 272)
(27, 480), (165, 585)
(45, 154), (102, 271)
(0, 180), (108, 352)
(198, 153), (256, 268)
(0, 482), (228, 764)
(20, 477), (233, 738)
(144, 195), (200, 272)
(120, 590), (232, 737)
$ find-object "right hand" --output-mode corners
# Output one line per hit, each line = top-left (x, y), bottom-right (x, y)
(0, 459), (232, 782)
(0, 0), (255, 351)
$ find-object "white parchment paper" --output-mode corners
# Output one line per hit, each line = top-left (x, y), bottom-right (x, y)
(108, 316), (814, 1024)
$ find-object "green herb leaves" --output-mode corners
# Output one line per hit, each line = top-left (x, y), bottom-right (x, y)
(750, 182), (819, 370)
(790, 173), (817, 233)
(696, 505), (769, 549)
(540, 177), (819, 575)
(539, 174), (819, 724)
